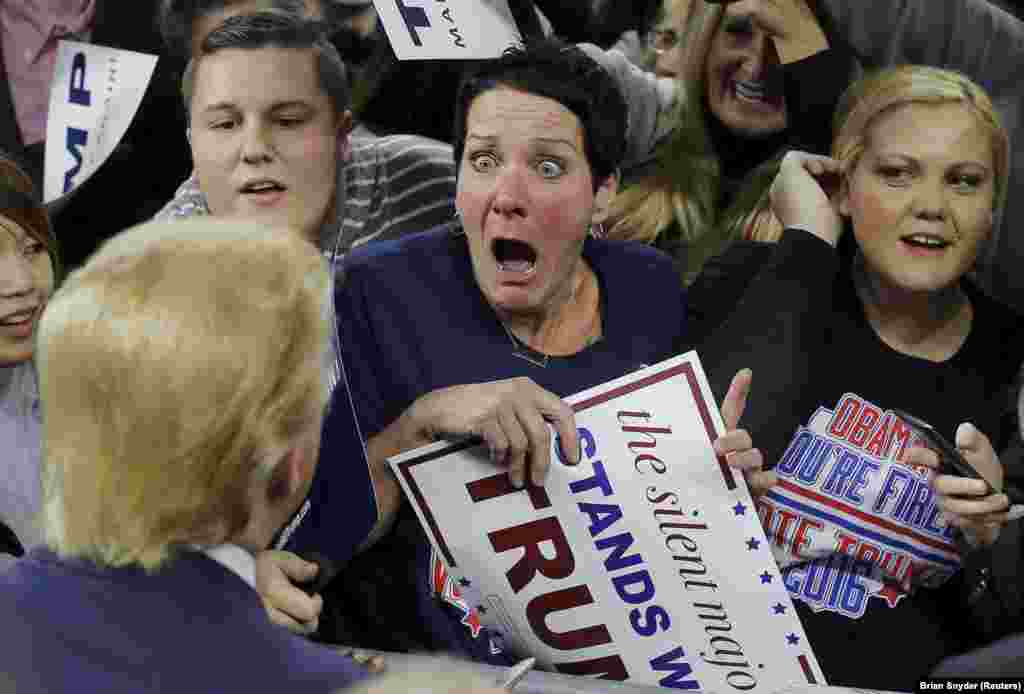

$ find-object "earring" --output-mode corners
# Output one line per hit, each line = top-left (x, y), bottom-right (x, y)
(450, 208), (466, 236)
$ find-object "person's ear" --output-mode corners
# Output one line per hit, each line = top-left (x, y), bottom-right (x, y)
(591, 170), (621, 225)
(337, 109), (354, 136)
(837, 173), (852, 218)
(265, 445), (307, 504)
(337, 109), (354, 161)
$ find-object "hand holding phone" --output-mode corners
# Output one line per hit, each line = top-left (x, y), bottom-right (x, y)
(892, 410), (1024, 506)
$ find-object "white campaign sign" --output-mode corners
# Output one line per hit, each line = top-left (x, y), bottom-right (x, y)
(372, 0), (521, 60)
(390, 353), (826, 692)
(44, 40), (157, 204)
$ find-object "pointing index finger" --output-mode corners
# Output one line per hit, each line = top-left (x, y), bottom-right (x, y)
(720, 369), (752, 431)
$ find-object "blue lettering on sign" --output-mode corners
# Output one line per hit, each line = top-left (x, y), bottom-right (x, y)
(63, 127), (88, 193)
(394, 0), (431, 46)
(69, 52), (91, 106)
(650, 646), (700, 690)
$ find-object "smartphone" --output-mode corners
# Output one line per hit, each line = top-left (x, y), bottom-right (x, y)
(890, 409), (992, 489)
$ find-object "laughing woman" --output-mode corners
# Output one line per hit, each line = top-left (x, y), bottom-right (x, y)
(0, 153), (57, 569)
(266, 38), (769, 657)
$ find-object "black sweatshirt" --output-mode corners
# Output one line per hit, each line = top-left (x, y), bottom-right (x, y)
(683, 229), (1024, 690)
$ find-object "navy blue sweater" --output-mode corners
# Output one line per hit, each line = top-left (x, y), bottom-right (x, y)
(300, 228), (686, 659)
(0, 548), (367, 693)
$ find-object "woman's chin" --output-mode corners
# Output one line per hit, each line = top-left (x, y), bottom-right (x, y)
(713, 99), (787, 139)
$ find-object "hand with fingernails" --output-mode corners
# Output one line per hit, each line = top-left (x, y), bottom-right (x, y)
(716, 369), (775, 498)
(903, 423), (1012, 547)
(407, 377), (580, 488)
(406, 370), (770, 497)
(770, 150), (844, 247)
(255, 549), (324, 635)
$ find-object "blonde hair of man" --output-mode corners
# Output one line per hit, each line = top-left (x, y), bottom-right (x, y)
(37, 219), (331, 571)
(832, 64), (1009, 216)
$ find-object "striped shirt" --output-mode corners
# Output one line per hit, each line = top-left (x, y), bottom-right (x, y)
(153, 132), (458, 260)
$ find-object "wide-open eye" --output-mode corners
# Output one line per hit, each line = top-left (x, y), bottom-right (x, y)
(469, 152), (499, 173)
(537, 159), (564, 179)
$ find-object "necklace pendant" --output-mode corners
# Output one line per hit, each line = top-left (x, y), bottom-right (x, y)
(511, 347), (550, 369)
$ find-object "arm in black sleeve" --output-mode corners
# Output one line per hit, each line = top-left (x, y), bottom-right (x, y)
(505, 0), (594, 43)
(782, 44), (858, 155)
(505, 0), (546, 40)
(958, 517), (1024, 644)
(507, 0), (659, 47)
(687, 228), (841, 464)
(589, 0), (663, 47)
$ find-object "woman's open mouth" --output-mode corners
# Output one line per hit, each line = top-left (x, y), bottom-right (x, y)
(900, 232), (953, 256)
(730, 77), (784, 111)
(492, 238), (538, 277)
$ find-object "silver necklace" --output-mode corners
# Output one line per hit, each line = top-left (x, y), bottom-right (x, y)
(502, 322), (551, 369)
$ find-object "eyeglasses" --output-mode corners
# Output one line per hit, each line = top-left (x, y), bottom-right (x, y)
(648, 28), (681, 54)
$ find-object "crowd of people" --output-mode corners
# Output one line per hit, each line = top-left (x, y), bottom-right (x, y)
(2, 0), (1024, 691)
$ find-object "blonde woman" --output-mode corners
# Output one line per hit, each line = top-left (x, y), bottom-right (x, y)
(606, 0), (845, 284)
(693, 65), (1023, 689)
(0, 219), (368, 693)
(0, 153), (58, 569)
(608, 0), (1024, 311)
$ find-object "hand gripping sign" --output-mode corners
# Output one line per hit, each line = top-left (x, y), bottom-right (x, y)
(44, 40), (157, 205)
(372, 0), (521, 60)
(389, 352), (826, 691)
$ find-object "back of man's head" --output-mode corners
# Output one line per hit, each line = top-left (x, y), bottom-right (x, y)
(36, 219), (331, 571)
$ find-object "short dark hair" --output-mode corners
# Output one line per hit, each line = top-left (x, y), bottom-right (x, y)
(157, 0), (307, 57)
(181, 11), (351, 115)
(452, 37), (628, 188)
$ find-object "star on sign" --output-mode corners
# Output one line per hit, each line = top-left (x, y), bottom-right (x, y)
(760, 571), (773, 584)
(773, 603), (787, 615)
(733, 501), (747, 516)
(477, 604), (488, 615)
(786, 633), (800, 646)
(458, 577), (471, 588)
(746, 537), (760, 551)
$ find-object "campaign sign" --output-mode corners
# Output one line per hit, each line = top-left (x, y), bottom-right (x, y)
(372, 0), (521, 60)
(44, 40), (157, 204)
(389, 353), (826, 691)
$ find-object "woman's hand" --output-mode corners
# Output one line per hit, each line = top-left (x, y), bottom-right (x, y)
(769, 150), (844, 247)
(255, 550), (323, 635)
(904, 422), (1010, 547)
(727, 0), (829, 64)
(715, 369), (776, 498)
(408, 377), (580, 487)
